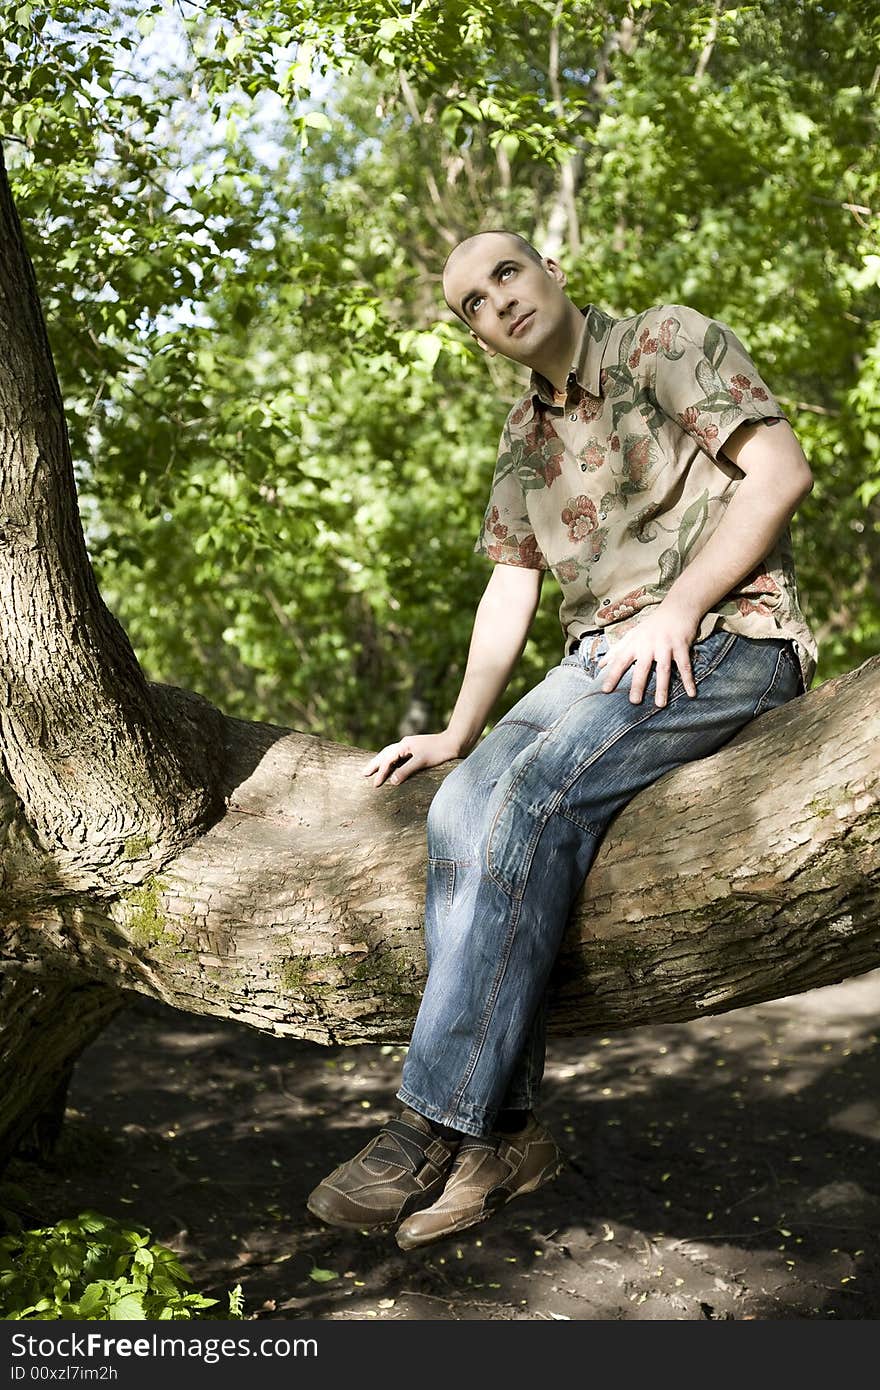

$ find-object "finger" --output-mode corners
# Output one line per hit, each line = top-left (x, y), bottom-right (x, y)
(379, 746), (414, 787)
(600, 651), (632, 692)
(362, 755), (380, 776)
(600, 663), (620, 692)
(628, 656), (654, 705)
(389, 753), (422, 786)
(653, 652), (672, 707)
(675, 643), (697, 698)
(372, 748), (406, 787)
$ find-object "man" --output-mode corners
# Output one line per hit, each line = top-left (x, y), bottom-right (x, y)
(307, 230), (817, 1250)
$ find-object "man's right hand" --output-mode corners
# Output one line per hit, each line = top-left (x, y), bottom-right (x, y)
(364, 564), (543, 790)
(363, 731), (463, 788)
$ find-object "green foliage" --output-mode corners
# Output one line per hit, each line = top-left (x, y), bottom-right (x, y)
(0, 1210), (244, 1320)
(0, 0), (877, 745)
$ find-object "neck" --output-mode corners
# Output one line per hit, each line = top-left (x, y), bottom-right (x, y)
(526, 300), (585, 394)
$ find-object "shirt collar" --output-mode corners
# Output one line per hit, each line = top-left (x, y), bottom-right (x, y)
(518, 304), (616, 422)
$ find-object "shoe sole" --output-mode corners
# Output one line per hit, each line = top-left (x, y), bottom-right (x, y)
(306, 1192), (398, 1234)
(395, 1156), (565, 1250)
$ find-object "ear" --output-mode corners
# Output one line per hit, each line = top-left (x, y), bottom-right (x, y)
(471, 331), (497, 358)
(543, 257), (567, 289)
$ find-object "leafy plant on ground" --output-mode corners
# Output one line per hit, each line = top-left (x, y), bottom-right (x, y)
(0, 1210), (244, 1321)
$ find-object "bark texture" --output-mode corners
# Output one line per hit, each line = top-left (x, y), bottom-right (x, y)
(0, 146), (226, 893)
(0, 975), (122, 1167)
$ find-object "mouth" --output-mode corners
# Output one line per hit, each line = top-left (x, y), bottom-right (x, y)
(509, 311), (534, 337)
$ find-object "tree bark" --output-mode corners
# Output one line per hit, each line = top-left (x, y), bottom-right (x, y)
(0, 145), (226, 895)
(0, 975), (122, 1168)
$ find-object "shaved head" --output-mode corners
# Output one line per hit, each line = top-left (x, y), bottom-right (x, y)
(444, 230), (544, 279)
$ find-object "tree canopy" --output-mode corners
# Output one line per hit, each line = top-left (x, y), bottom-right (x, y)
(1, 0), (877, 745)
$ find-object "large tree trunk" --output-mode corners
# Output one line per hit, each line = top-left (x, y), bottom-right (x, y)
(0, 976), (122, 1168)
(1, 143), (878, 1169)
(0, 147), (227, 894)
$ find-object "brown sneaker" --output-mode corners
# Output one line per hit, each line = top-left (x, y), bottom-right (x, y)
(395, 1112), (564, 1250)
(306, 1108), (459, 1231)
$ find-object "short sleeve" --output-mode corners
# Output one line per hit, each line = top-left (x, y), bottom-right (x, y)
(473, 421), (549, 570)
(652, 306), (786, 463)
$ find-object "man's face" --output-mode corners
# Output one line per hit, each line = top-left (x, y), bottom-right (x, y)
(442, 233), (569, 365)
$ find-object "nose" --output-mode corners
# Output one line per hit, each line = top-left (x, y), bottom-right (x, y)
(490, 284), (517, 318)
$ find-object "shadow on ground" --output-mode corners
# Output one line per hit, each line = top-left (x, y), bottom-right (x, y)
(5, 971), (880, 1320)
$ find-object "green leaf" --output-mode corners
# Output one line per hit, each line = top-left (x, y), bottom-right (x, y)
(308, 1267), (338, 1283)
(412, 332), (442, 368)
(108, 1291), (147, 1319)
(781, 110), (816, 141)
(76, 1212), (111, 1234)
(76, 1282), (107, 1315)
(49, 1241), (84, 1279)
(695, 358), (718, 396)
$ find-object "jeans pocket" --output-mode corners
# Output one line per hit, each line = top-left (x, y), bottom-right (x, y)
(751, 638), (802, 717)
(778, 638), (805, 694)
(427, 857), (456, 915)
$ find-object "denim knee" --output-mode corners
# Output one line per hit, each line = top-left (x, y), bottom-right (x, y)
(426, 758), (484, 862)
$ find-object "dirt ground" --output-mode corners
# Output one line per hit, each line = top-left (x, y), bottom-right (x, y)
(6, 969), (880, 1321)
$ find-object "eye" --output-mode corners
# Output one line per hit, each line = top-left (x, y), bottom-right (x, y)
(500, 264), (516, 280)
(471, 295), (484, 313)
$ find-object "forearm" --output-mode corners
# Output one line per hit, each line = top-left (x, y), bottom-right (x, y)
(445, 570), (541, 756)
(665, 462), (811, 623)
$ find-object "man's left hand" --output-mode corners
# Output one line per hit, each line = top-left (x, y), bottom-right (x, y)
(598, 599), (702, 706)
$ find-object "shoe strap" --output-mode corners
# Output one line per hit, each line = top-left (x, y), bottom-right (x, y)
(371, 1117), (437, 1172)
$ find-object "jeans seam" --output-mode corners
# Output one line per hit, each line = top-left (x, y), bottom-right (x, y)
(486, 630), (738, 896)
(557, 806), (605, 835)
(444, 894), (524, 1122)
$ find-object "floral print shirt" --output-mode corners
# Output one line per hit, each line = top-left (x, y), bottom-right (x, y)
(475, 303), (818, 688)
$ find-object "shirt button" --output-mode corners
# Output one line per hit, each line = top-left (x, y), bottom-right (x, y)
(569, 412), (578, 422)
(599, 511), (607, 519)
(580, 462), (587, 471)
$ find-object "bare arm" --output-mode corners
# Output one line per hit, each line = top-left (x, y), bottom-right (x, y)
(364, 563), (544, 787)
(599, 419), (813, 706)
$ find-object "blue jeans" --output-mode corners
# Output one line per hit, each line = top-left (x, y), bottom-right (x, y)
(397, 627), (803, 1137)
